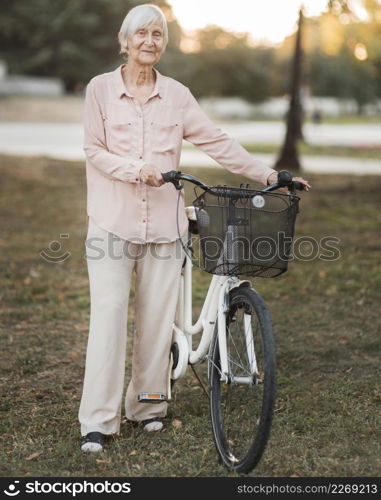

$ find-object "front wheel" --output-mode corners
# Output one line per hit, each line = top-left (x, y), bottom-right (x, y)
(209, 287), (276, 474)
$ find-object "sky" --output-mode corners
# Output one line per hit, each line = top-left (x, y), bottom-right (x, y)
(168, 0), (347, 45)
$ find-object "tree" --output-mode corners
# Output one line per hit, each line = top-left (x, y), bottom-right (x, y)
(0, 0), (179, 90)
(176, 26), (275, 102)
(275, 8), (304, 172)
(312, 0), (381, 111)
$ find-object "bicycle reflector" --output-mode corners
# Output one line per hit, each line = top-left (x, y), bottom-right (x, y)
(138, 393), (167, 403)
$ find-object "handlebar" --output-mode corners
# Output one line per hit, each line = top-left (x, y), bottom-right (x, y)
(161, 170), (209, 191)
(161, 169), (305, 193)
(262, 170), (305, 192)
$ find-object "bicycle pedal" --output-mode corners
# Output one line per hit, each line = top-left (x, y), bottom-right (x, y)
(138, 393), (167, 404)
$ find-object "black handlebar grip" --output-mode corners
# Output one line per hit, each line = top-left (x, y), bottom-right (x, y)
(161, 171), (172, 182)
(278, 170), (305, 191)
(277, 170), (293, 187)
(162, 170), (183, 190)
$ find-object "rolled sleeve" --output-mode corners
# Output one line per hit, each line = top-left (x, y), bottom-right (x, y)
(182, 89), (276, 186)
(83, 80), (146, 183)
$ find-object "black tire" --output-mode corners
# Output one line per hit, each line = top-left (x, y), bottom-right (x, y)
(209, 286), (276, 473)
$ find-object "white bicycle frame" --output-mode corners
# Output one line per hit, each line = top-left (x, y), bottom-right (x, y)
(169, 208), (253, 393)
(165, 170), (299, 404)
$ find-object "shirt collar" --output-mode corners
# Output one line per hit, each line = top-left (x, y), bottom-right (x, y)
(112, 64), (163, 100)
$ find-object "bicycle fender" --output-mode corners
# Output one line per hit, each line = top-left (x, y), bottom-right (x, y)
(171, 326), (189, 380)
(228, 280), (251, 293)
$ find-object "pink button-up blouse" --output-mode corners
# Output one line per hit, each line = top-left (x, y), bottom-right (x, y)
(84, 64), (276, 243)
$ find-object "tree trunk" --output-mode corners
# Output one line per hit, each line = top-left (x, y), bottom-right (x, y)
(275, 8), (304, 172)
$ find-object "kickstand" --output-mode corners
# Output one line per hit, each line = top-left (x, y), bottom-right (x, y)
(191, 365), (210, 400)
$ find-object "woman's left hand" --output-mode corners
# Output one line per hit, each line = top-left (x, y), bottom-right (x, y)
(292, 176), (311, 191)
(267, 172), (311, 192)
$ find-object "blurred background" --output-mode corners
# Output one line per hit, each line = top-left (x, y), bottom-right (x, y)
(0, 0), (380, 171)
(1, 0), (381, 113)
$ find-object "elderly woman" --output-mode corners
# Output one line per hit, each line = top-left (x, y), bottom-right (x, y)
(79, 4), (310, 452)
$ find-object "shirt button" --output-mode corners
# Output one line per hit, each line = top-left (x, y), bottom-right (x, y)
(142, 199), (146, 202)
(143, 219), (146, 223)
(139, 156), (142, 159)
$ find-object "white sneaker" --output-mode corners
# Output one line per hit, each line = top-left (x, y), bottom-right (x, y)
(81, 442), (103, 452)
(80, 432), (105, 452)
(142, 418), (164, 432)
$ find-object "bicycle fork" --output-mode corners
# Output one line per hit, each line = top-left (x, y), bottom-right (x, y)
(217, 280), (259, 385)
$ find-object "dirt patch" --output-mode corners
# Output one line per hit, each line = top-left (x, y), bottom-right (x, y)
(0, 95), (84, 123)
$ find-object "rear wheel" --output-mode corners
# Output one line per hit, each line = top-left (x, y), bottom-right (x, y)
(209, 287), (276, 473)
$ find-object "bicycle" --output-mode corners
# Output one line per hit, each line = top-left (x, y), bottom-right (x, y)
(161, 169), (304, 474)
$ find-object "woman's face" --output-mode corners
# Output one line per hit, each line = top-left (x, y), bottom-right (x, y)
(126, 23), (165, 66)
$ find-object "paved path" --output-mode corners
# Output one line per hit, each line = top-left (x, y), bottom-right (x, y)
(0, 122), (380, 175)
(180, 149), (381, 175)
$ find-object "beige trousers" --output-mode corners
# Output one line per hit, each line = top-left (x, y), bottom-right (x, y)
(78, 217), (184, 436)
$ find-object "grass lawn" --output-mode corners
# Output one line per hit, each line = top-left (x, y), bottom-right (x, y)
(0, 154), (380, 477)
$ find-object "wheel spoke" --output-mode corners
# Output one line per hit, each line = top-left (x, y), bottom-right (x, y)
(226, 321), (246, 375)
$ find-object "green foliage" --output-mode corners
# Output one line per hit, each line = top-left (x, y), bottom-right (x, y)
(0, 0), (381, 107)
(306, 0), (381, 109)
(308, 51), (377, 109)
(180, 27), (275, 102)
(0, 0), (178, 90)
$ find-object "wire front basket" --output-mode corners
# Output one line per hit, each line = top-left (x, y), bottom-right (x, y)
(193, 186), (299, 278)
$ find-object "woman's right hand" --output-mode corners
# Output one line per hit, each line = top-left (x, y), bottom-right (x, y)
(139, 164), (165, 187)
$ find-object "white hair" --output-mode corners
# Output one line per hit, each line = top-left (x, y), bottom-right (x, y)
(119, 4), (168, 55)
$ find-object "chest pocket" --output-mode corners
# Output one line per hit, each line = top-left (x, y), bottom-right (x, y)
(150, 107), (183, 155)
(104, 102), (136, 152)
